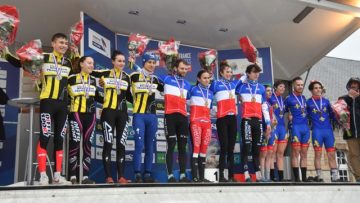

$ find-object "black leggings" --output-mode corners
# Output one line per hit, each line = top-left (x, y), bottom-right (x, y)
(101, 108), (128, 178)
(216, 115), (237, 179)
(241, 118), (263, 172)
(68, 112), (96, 178)
(164, 113), (189, 175)
(39, 99), (68, 170)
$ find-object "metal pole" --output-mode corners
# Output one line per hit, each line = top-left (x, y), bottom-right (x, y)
(27, 104), (34, 185)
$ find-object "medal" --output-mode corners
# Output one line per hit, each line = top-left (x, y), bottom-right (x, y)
(251, 96), (256, 102)
(219, 79), (234, 99)
(148, 90), (153, 96)
(175, 75), (185, 99)
(247, 83), (258, 103)
(293, 93), (306, 117)
(198, 84), (209, 107)
(142, 70), (154, 96)
(312, 97), (325, 122)
(113, 69), (123, 96)
(274, 92), (285, 119)
(52, 53), (64, 81)
(80, 73), (91, 99)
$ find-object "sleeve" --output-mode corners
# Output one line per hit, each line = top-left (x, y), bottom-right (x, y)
(5, 52), (22, 68)
(156, 78), (164, 92)
(261, 87), (270, 125)
(94, 89), (104, 104)
(209, 80), (216, 93)
(306, 100), (312, 117)
(126, 76), (133, 104)
(328, 100), (336, 122)
(284, 96), (290, 113)
(158, 74), (166, 84)
(90, 70), (107, 78)
(67, 77), (75, 98)
(0, 88), (9, 105)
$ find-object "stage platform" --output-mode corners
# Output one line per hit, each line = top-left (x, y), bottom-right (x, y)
(1, 182), (359, 203)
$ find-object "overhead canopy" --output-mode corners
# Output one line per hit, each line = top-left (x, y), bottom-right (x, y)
(2, 0), (360, 80)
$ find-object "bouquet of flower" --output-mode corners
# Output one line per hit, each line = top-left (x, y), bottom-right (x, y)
(128, 33), (150, 69)
(158, 38), (180, 74)
(70, 20), (83, 47)
(198, 49), (217, 73)
(0, 5), (19, 51)
(16, 39), (44, 76)
(332, 99), (351, 136)
(239, 36), (258, 63)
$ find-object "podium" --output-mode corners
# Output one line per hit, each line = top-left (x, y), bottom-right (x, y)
(8, 97), (40, 185)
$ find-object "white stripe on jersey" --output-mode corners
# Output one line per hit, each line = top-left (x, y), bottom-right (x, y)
(241, 93), (262, 103)
(190, 96), (211, 108)
(164, 84), (188, 97)
(214, 89), (236, 102)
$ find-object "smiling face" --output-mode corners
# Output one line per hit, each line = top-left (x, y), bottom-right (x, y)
(112, 54), (125, 71)
(220, 66), (233, 80)
(275, 83), (285, 95)
(80, 57), (94, 74)
(293, 79), (304, 94)
(52, 37), (68, 55)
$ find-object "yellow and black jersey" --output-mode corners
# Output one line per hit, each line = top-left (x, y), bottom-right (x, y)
(130, 71), (164, 114)
(67, 73), (102, 113)
(5, 51), (73, 101)
(91, 69), (132, 111)
(40, 52), (73, 101)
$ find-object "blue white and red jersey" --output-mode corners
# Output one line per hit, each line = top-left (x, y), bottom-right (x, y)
(268, 93), (286, 126)
(235, 80), (270, 124)
(189, 84), (214, 122)
(284, 93), (308, 125)
(159, 75), (192, 116)
(306, 96), (335, 130)
(209, 79), (241, 118)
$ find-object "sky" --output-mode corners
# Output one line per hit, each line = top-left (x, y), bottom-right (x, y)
(327, 28), (360, 61)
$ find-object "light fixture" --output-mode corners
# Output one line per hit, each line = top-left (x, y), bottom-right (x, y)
(176, 20), (186, 24)
(293, 6), (314, 23)
(219, 28), (228, 32)
(128, 10), (139, 16)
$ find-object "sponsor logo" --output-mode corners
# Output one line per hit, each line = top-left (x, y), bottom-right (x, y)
(40, 113), (52, 137)
(234, 143), (240, 153)
(88, 28), (111, 58)
(95, 147), (103, 160)
(156, 130), (166, 141)
(126, 140), (135, 151)
(156, 152), (166, 164)
(156, 141), (167, 152)
(95, 134), (104, 147)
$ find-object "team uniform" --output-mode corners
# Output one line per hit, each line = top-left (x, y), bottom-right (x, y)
(268, 93), (288, 144)
(130, 69), (163, 182)
(91, 69), (132, 182)
(260, 99), (275, 151)
(235, 80), (270, 180)
(306, 96), (336, 152)
(189, 84), (214, 181)
(67, 72), (102, 183)
(284, 93), (310, 147)
(158, 74), (191, 181)
(209, 79), (240, 180)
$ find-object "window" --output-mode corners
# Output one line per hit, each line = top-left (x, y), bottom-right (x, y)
(336, 150), (349, 182)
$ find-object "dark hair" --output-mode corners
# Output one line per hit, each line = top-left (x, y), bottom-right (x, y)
(219, 60), (231, 75)
(274, 80), (286, 89)
(77, 56), (92, 71)
(308, 80), (323, 91)
(346, 77), (360, 90)
(174, 58), (188, 68)
(245, 64), (262, 74)
(292, 76), (303, 84)
(111, 50), (124, 61)
(264, 84), (272, 89)
(51, 33), (68, 42)
(196, 70), (210, 85)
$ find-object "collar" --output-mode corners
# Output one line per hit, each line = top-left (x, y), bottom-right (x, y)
(52, 51), (63, 59)
(275, 92), (282, 97)
(174, 74), (183, 80)
(142, 68), (153, 77)
(293, 92), (302, 96)
(312, 95), (322, 100)
(198, 83), (209, 89)
(113, 68), (122, 75)
(247, 79), (258, 85)
(220, 77), (230, 84)
(80, 71), (89, 78)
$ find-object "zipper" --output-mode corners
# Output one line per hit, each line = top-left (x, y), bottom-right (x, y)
(353, 99), (358, 138)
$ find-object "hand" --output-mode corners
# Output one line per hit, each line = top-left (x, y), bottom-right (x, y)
(128, 56), (135, 64)
(0, 46), (9, 58)
(348, 89), (360, 99)
(70, 44), (79, 56)
(265, 125), (271, 138)
(99, 77), (105, 87)
(288, 114), (293, 122)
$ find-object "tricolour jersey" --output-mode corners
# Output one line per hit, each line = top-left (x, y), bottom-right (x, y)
(130, 71), (163, 114)
(306, 96), (335, 130)
(159, 75), (191, 116)
(68, 73), (101, 113)
(209, 79), (241, 118)
(235, 81), (270, 123)
(91, 69), (132, 111)
(268, 93), (286, 126)
(284, 93), (308, 125)
(40, 52), (73, 101)
(190, 85), (213, 122)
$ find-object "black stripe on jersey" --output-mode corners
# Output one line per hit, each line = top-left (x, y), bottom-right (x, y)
(135, 92), (145, 113)
(49, 76), (55, 98)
